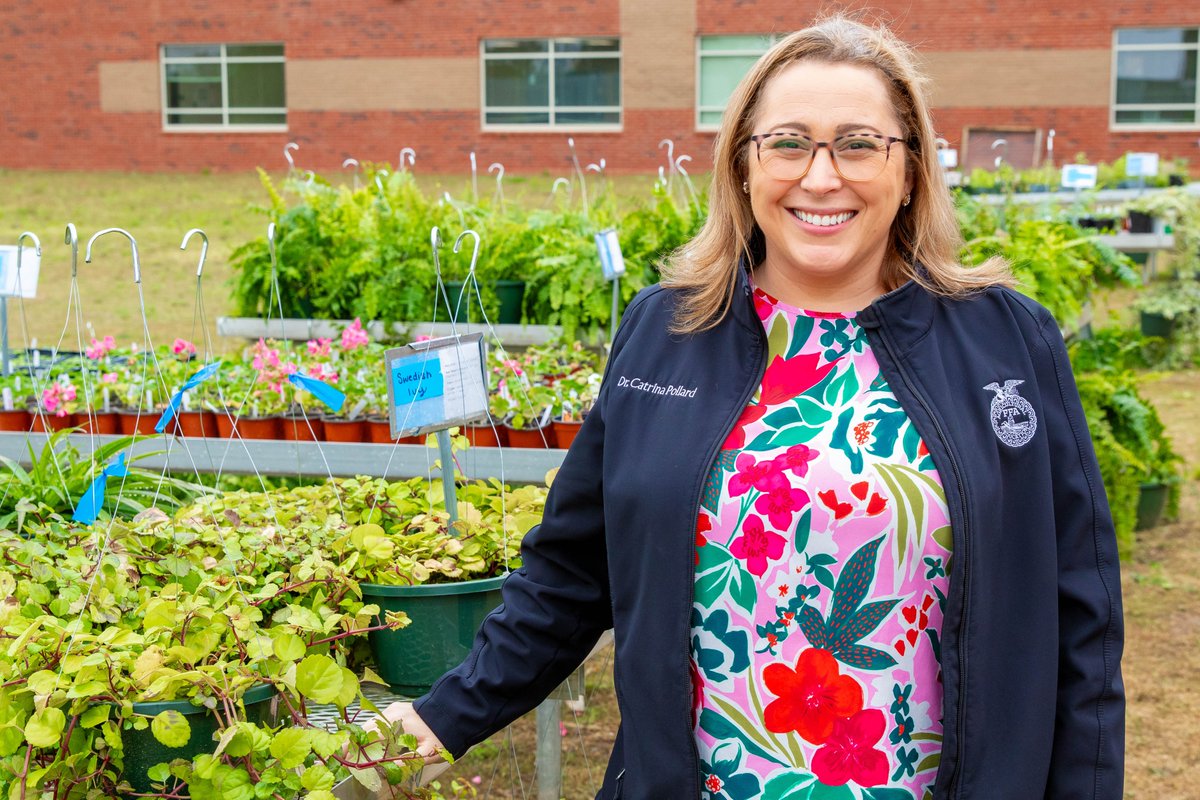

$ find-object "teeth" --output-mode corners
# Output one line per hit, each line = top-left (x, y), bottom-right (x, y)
(792, 210), (855, 227)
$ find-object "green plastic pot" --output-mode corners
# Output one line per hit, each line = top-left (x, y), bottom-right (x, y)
(1135, 482), (1170, 531)
(120, 683), (277, 795)
(443, 280), (525, 324)
(362, 575), (507, 696)
(1140, 311), (1176, 340)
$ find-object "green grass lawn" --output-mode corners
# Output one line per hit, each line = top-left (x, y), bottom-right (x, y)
(0, 169), (669, 351)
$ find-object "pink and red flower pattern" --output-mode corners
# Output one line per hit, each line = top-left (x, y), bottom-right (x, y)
(692, 289), (952, 799)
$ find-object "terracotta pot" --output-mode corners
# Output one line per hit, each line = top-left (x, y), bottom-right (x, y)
(366, 417), (395, 444)
(504, 423), (557, 449)
(172, 410), (216, 438)
(0, 409), (30, 432)
(31, 412), (76, 433)
(552, 418), (585, 450)
(464, 423), (506, 448)
(281, 415), (324, 442)
(118, 411), (159, 436)
(77, 412), (120, 435)
(233, 415), (282, 440)
(323, 417), (367, 443)
(214, 412), (236, 439)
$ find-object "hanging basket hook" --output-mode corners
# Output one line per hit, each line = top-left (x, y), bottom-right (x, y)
(64, 224), (78, 278)
(84, 228), (141, 284)
(181, 228), (209, 278)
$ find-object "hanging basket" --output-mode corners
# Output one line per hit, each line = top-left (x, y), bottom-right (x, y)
(120, 683), (278, 795)
(360, 575), (507, 696)
(1135, 482), (1170, 531)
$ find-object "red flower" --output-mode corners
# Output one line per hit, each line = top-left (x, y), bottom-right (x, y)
(811, 709), (889, 787)
(763, 648), (864, 743)
(695, 515), (712, 565)
(705, 775), (724, 793)
(722, 404), (768, 450)
(760, 353), (837, 407)
(772, 444), (818, 478)
(818, 490), (853, 520)
(729, 515), (786, 577)
(729, 453), (786, 497)
(865, 493), (888, 516)
(753, 290), (776, 321)
(777, 584), (789, 597)
(754, 485), (811, 530)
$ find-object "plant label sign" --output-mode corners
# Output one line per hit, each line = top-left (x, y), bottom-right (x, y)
(595, 228), (625, 281)
(1125, 152), (1159, 178)
(385, 333), (489, 438)
(1061, 164), (1098, 190)
(937, 148), (958, 169)
(0, 245), (40, 298)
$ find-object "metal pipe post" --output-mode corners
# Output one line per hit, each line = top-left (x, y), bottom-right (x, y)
(610, 275), (620, 345)
(536, 698), (563, 800)
(436, 428), (458, 525)
(1, 296), (8, 376)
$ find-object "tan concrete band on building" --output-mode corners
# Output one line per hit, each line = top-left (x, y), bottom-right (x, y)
(98, 62), (160, 113)
(620, 0), (696, 109)
(922, 49), (1111, 108)
(97, 45), (1112, 116)
(97, 58), (481, 113)
(287, 58), (478, 110)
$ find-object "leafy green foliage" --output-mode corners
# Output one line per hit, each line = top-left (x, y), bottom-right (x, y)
(0, 429), (212, 529)
(231, 166), (704, 341)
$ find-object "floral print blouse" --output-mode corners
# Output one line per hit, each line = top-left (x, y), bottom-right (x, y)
(691, 288), (953, 800)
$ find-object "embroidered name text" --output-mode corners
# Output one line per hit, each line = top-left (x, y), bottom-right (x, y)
(617, 376), (697, 398)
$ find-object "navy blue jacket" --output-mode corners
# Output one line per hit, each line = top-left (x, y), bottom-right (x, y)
(415, 270), (1125, 800)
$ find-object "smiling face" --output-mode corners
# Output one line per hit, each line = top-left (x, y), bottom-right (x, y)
(746, 60), (913, 309)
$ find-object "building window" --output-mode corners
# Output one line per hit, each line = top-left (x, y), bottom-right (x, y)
(697, 35), (779, 129)
(1112, 28), (1199, 128)
(482, 38), (620, 129)
(161, 43), (286, 130)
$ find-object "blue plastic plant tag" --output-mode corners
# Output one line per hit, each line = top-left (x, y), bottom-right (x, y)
(594, 228), (625, 281)
(73, 453), (129, 525)
(288, 371), (346, 412)
(155, 361), (221, 433)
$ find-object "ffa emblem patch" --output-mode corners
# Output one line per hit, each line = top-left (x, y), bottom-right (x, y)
(984, 379), (1037, 447)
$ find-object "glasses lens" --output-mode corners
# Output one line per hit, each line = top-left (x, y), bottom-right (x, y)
(757, 134), (814, 181)
(757, 134), (892, 182)
(832, 135), (890, 181)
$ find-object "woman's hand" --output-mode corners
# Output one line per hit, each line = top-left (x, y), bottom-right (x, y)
(374, 702), (447, 765)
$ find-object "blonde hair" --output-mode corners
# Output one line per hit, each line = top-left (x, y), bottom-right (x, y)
(661, 15), (1011, 333)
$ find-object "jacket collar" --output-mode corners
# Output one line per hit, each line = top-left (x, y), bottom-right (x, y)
(731, 255), (937, 346)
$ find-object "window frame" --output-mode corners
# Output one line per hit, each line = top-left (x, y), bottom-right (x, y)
(1110, 27), (1200, 132)
(479, 37), (622, 132)
(160, 43), (287, 133)
(695, 34), (781, 132)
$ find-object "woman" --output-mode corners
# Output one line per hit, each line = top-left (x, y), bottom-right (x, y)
(384, 16), (1125, 800)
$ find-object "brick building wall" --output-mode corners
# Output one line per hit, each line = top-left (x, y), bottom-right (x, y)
(2, 0), (1198, 174)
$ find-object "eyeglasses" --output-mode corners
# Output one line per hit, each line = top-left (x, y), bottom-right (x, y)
(750, 132), (908, 183)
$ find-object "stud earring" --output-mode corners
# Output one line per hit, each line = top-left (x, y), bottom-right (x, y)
(743, 181), (750, 194)
(902, 193), (912, 207)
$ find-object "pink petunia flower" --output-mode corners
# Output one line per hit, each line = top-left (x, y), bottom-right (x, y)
(85, 335), (115, 360)
(172, 338), (197, 357)
(341, 318), (370, 350)
(729, 515), (786, 577)
(306, 337), (332, 357)
(101, 372), (118, 384)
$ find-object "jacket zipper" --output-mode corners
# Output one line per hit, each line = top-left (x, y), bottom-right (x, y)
(867, 316), (971, 800)
(683, 289), (768, 797)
